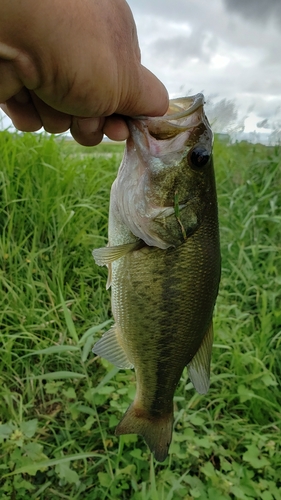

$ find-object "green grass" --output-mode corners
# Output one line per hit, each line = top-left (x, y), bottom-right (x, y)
(0, 131), (280, 499)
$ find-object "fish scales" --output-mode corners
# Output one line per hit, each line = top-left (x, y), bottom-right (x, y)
(92, 94), (221, 462)
(111, 190), (219, 409)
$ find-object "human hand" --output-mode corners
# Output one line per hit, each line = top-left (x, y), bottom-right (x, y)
(0, 0), (168, 146)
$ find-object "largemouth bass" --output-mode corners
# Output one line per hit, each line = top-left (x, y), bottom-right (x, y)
(92, 93), (221, 462)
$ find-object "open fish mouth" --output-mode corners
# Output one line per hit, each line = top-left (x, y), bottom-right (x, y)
(127, 93), (210, 154)
(133, 93), (204, 121)
(129, 94), (207, 143)
(162, 93), (205, 120)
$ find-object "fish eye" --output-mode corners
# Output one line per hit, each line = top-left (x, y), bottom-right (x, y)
(189, 146), (210, 169)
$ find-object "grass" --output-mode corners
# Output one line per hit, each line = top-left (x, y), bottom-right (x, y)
(0, 131), (280, 499)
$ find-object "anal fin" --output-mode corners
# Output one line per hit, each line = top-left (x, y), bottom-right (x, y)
(187, 321), (213, 395)
(92, 324), (134, 369)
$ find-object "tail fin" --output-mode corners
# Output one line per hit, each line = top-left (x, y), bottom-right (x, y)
(115, 404), (173, 462)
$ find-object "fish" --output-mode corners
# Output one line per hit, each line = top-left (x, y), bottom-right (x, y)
(92, 93), (221, 462)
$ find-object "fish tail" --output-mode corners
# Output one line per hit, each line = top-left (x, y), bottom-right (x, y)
(115, 404), (173, 462)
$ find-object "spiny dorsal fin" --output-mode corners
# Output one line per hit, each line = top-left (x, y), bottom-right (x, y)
(92, 241), (142, 266)
(187, 321), (213, 394)
(92, 324), (134, 369)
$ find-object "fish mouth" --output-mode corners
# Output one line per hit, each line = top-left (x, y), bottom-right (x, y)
(133, 93), (204, 121)
(162, 93), (205, 120)
(128, 93), (210, 147)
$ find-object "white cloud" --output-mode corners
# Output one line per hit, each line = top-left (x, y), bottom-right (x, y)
(127, 0), (281, 132)
(1, 0), (280, 136)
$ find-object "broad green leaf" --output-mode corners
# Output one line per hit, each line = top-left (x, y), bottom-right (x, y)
(97, 385), (115, 395)
(21, 419), (38, 438)
(238, 384), (255, 403)
(62, 387), (77, 399)
(261, 373), (277, 387)
(188, 414), (205, 426)
(45, 381), (65, 394)
(261, 491), (273, 500)
(230, 486), (249, 500)
(0, 422), (15, 440)
(190, 488), (202, 498)
(81, 415), (95, 431)
(13, 478), (34, 493)
(130, 448), (145, 460)
(98, 472), (112, 487)
(117, 464), (135, 476)
(201, 461), (215, 478)
(243, 445), (270, 469)
(23, 442), (48, 462)
(55, 462), (80, 485)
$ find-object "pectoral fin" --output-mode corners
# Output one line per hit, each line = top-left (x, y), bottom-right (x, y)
(187, 321), (213, 395)
(92, 241), (142, 266)
(92, 324), (134, 369)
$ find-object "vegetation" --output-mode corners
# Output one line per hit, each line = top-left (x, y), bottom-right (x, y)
(0, 131), (280, 499)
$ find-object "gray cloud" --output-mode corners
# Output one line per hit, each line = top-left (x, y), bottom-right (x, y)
(150, 32), (218, 66)
(1, 1), (280, 136)
(128, 0), (222, 23)
(223, 0), (281, 24)
(257, 119), (269, 128)
(125, 0), (281, 132)
(249, 98), (281, 120)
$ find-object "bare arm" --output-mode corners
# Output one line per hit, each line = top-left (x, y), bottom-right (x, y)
(0, 0), (168, 145)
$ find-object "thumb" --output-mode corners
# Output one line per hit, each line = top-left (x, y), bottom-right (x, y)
(118, 64), (169, 118)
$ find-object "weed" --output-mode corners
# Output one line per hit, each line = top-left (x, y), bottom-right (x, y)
(0, 132), (280, 499)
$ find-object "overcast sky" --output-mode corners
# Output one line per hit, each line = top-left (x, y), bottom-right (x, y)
(127, 0), (281, 135)
(1, 0), (280, 136)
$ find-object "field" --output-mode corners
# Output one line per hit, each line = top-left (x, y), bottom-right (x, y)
(0, 131), (280, 500)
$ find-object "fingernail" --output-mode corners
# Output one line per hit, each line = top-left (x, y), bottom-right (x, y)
(77, 117), (101, 135)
